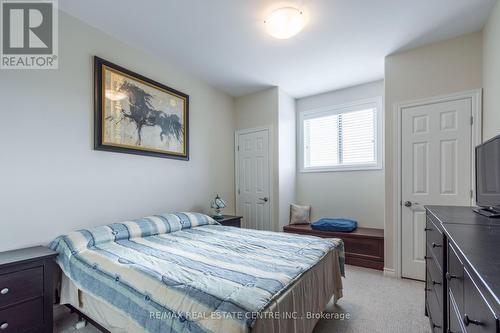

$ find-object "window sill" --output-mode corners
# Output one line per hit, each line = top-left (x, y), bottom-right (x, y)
(300, 164), (383, 173)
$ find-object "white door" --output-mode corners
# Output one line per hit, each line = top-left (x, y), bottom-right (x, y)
(401, 98), (472, 280)
(237, 129), (271, 230)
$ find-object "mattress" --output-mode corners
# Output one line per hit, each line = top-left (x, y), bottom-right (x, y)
(59, 248), (342, 333)
(51, 212), (344, 333)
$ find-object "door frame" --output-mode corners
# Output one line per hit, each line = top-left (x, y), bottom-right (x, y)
(393, 89), (482, 279)
(234, 126), (274, 229)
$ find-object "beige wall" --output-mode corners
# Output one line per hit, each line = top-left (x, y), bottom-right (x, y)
(234, 87), (297, 231)
(234, 87), (280, 230)
(278, 89), (296, 230)
(483, 1), (500, 140)
(384, 32), (483, 271)
(295, 80), (385, 229)
(234, 87), (279, 132)
(0, 12), (236, 252)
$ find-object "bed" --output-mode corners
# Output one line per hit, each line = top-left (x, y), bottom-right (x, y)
(50, 212), (344, 333)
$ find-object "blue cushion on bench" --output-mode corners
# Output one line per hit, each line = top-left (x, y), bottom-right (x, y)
(311, 218), (358, 232)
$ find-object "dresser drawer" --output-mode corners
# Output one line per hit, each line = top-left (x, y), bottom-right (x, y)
(0, 297), (43, 332)
(218, 216), (242, 228)
(343, 237), (383, 258)
(0, 267), (43, 308)
(427, 251), (444, 308)
(426, 281), (443, 332)
(463, 269), (499, 333)
(447, 242), (464, 314)
(219, 219), (241, 228)
(426, 218), (444, 270)
(449, 292), (465, 333)
(426, 270), (434, 294)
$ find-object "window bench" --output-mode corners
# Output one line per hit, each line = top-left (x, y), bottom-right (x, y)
(283, 224), (384, 270)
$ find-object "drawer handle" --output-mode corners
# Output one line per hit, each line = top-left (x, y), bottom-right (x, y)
(432, 323), (442, 329)
(424, 227), (433, 231)
(0, 323), (8, 330)
(432, 280), (441, 286)
(445, 273), (458, 281)
(425, 288), (432, 292)
(0, 288), (8, 295)
(432, 242), (442, 248)
(463, 314), (482, 326)
(424, 255), (432, 260)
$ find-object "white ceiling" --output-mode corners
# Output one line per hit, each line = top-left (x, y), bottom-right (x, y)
(60, 0), (496, 98)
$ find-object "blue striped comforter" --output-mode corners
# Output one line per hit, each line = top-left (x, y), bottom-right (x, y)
(50, 212), (344, 333)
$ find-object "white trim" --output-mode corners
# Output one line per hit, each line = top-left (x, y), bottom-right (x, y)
(383, 268), (396, 278)
(300, 163), (381, 173)
(234, 126), (274, 230)
(393, 89), (482, 279)
(298, 97), (384, 172)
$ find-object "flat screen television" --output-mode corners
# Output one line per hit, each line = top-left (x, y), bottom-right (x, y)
(474, 134), (500, 217)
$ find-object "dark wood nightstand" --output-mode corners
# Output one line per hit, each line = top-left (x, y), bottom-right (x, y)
(216, 215), (243, 228)
(0, 246), (58, 333)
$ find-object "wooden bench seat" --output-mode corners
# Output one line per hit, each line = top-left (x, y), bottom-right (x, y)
(283, 224), (384, 270)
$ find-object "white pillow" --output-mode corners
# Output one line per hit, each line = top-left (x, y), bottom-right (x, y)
(289, 204), (311, 225)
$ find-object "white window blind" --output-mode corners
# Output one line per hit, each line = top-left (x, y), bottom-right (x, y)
(341, 109), (376, 164)
(301, 101), (381, 172)
(304, 114), (339, 167)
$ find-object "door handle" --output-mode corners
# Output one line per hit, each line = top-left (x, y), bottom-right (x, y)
(404, 201), (422, 208)
(446, 273), (458, 281)
(258, 197), (269, 202)
(463, 314), (482, 327)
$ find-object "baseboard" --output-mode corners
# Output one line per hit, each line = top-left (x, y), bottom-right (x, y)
(383, 267), (396, 277)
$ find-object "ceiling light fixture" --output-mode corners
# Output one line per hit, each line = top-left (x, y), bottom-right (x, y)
(264, 6), (306, 39)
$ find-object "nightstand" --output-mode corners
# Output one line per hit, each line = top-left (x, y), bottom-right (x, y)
(216, 215), (243, 228)
(0, 246), (58, 333)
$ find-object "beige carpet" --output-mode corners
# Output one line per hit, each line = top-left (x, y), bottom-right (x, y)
(314, 265), (431, 333)
(54, 265), (431, 333)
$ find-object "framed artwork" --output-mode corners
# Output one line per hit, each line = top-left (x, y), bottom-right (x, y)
(94, 56), (189, 160)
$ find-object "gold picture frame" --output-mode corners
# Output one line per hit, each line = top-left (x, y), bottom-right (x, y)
(94, 56), (189, 160)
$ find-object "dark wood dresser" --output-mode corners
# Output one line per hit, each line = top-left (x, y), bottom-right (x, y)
(283, 224), (384, 270)
(216, 215), (242, 228)
(425, 206), (500, 333)
(0, 246), (58, 333)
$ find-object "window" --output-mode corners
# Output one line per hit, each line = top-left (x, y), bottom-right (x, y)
(299, 98), (383, 172)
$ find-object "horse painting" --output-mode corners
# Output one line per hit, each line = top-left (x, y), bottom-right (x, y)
(95, 57), (189, 160)
(117, 81), (183, 146)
